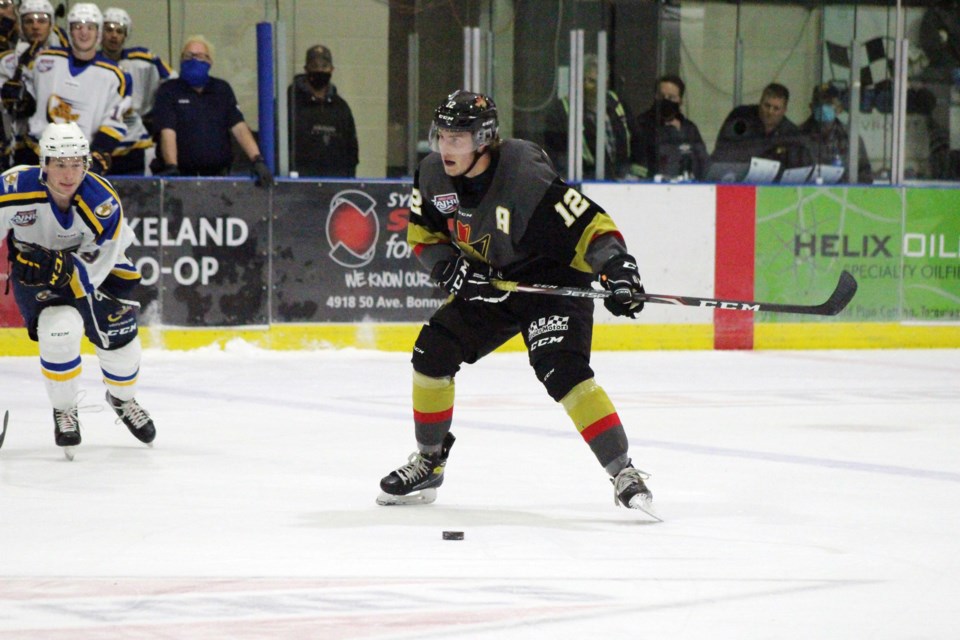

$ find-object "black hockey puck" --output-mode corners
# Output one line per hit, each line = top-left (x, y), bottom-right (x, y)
(442, 530), (464, 540)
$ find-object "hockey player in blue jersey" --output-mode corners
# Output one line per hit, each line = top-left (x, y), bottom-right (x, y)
(1, 121), (155, 459)
(100, 7), (177, 174)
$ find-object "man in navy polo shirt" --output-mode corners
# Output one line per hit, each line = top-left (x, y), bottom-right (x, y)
(151, 34), (272, 186)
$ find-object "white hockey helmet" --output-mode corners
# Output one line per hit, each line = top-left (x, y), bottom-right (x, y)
(39, 122), (91, 167)
(67, 3), (104, 46)
(103, 7), (131, 36)
(19, 0), (55, 26)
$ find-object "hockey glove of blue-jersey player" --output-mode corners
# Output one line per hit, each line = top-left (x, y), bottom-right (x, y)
(13, 246), (74, 289)
(0, 79), (36, 118)
(432, 255), (510, 303)
(600, 253), (644, 318)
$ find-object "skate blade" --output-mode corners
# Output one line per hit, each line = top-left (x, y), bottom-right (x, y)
(62, 446), (77, 461)
(627, 494), (663, 522)
(376, 488), (437, 506)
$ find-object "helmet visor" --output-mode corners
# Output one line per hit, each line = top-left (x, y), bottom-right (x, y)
(428, 123), (484, 153)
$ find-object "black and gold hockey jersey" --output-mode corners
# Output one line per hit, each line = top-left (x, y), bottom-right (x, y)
(408, 138), (627, 287)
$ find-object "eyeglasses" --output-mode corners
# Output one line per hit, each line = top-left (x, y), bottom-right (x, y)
(0, 0), (15, 8)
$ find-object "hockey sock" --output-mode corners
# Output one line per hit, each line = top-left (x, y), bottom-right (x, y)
(37, 306), (84, 410)
(560, 378), (629, 473)
(412, 371), (454, 454)
(96, 336), (141, 402)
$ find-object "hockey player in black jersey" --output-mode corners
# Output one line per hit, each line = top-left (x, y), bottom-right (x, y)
(377, 90), (655, 515)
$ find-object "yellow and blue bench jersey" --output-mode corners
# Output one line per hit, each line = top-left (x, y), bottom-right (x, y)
(0, 165), (139, 299)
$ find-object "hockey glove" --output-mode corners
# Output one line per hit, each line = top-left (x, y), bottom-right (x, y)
(600, 253), (645, 318)
(0, 80), (35, 118)
(251, 155), (274, 188)
(154, 164), (180, 177)
(90, 151), (112, 175)
(431, 255), (511, 303)
(13, 246), (75, 289)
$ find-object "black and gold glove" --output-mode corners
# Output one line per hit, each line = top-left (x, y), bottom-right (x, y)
(13, 246), (75, 289)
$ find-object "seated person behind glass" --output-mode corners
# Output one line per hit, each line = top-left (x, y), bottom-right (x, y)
(799, 83), (873, 184)
(712, 82), (811, 171)
(632, 74), (709, 181)
(543, 54), (634, 180)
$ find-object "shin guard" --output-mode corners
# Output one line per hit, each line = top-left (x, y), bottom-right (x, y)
(37, 306), (84, 410)
(412, 371), (454, 453)
(96, 336), (141, 402)
(560, 378), (629, 471)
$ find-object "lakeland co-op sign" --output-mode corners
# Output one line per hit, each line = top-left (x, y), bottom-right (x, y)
(126, 215), (247, 286)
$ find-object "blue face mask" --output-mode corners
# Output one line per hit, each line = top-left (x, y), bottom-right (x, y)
(181, 58), (211, 88)
(814, 103), (836, 124)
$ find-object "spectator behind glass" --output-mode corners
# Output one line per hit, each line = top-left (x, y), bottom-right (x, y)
(632, 74), (709, 182)
(151, 35), (272, 186)
(799, 83), (873, 184)
(712, 82), (811, 172)
(288, 44), (358, 177)
(0, 0), (69, 168)
(100, 7), (177, 175)
(543, 53), (635, 180)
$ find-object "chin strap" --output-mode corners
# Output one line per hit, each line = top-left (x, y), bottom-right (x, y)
(457, 147), (488, 177)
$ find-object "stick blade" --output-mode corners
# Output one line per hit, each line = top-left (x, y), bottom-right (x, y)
(821, 270), (858, 316)
(0, 410), (8, 449)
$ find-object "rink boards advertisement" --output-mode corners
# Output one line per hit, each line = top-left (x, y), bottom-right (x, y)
(271, 181), (445, 323)
(110, 179), (448, 326)
(754, 187), (960, 323)
(118, 179), (271, 326)
(1, 179), (957, 351)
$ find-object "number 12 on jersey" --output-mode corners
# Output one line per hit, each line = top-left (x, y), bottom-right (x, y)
(554, 188), (590, 227)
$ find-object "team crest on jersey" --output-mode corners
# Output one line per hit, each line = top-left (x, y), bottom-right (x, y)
(12, 209), (38, 226)
(94, 201), (118, 219)
(454, 220), (490, 259)
(37, 59), (55, 73)
(47, 95), (80, 123)
(431, 193), (459, 215)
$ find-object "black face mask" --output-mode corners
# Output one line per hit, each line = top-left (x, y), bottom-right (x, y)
(655, 98), (680, 122)
(307, 72), (331, 90)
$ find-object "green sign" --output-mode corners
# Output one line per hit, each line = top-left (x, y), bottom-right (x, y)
(754, 186), (960, 323)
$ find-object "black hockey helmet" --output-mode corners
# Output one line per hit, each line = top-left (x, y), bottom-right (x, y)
(428, 90), (499, 152)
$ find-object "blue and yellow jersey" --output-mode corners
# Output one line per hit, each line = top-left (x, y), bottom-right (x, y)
(0, 165), (138, 298)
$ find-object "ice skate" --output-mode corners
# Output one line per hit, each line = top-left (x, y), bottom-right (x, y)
(612, 463), (661, 521)
(53, 407), (81, 460)
(106, 392), (156, 444)
(377, 432), (455, 505)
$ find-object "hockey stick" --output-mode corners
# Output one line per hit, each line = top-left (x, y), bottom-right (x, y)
(492, 270), (858, 316)
(0, 410), (8, 449)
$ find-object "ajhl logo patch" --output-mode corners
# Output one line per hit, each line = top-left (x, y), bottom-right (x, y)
(12, 210), (37, 226)
(431, 193), (459, 215)
(326, 189), (379, 268)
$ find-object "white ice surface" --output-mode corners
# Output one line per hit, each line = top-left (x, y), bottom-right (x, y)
(0, 345), (958, 639)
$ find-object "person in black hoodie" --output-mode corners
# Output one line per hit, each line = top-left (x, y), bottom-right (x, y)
(631, 74), (709, 181)
(288, 44), (358, 177)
